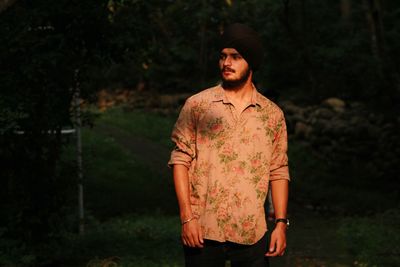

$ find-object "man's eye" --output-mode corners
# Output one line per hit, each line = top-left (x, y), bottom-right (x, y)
(233, 55), (242, 60)
(220, 54), (226, 60)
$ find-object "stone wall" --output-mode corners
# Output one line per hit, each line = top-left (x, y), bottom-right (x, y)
(279, 98), (400, 180)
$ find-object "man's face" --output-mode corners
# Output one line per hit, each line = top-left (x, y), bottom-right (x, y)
(219, 48), (251, 88)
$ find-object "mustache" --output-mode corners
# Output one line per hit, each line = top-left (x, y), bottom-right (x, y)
(222, 67), (235, 73)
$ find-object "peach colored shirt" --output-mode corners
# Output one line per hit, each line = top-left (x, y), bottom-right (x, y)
(168, 85), (290, 245)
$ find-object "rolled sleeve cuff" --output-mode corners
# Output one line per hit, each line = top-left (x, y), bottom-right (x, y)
(168, 150), (193, 168)
(269, 165), (290, 181)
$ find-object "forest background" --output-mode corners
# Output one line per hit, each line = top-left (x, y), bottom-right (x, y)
(0, 0), (399, 266)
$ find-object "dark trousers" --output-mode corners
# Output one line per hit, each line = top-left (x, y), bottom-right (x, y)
(183, 234), (269, 267)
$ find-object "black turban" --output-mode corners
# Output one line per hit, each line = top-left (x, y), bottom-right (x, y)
(220, 23), (264, 71)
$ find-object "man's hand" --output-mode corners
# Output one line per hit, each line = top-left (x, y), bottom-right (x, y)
(181, 218), (204, 248)
(265, 223), (287, 257)
(267, 178), (289, 256)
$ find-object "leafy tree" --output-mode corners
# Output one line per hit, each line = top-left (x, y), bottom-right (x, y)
(0, 0), (110, 251)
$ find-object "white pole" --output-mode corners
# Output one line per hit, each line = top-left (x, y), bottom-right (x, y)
(74, 68), (85, 235)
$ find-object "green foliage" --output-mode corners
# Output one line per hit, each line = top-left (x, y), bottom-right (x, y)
(338, 209), (400, 267)
(0, 0), (111, 255)
(288, 141), (397, 215)
(0, 233), (36, 266)
(56, 215), (182, 267)
(93, 0), (400, 106)
(99, 107), (176, 146)
(0, 97), (28, 134)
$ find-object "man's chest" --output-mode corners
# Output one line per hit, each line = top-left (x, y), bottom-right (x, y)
(195, 105), (276, 153)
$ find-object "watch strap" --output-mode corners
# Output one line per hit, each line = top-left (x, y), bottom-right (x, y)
(275, 218), (289, 227)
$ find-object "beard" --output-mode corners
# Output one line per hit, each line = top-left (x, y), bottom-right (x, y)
(221, 66), (251, 89)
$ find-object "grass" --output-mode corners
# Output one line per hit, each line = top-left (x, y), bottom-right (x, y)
(58, 215), (184, 267)
(25, 106), (399, 267)
(50, 107), (183, 266)
(98, 107), (177, 147)
(76, 107), (178, 218)
(81, 128), (176, 217)
(338, 209), (400, 267)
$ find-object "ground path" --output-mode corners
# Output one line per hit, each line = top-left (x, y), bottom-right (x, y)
(94, 123), (171, 177)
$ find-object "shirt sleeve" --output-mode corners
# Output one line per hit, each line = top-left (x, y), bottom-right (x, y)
(269, 111), (290, 181)
(168, 98), (197, 168)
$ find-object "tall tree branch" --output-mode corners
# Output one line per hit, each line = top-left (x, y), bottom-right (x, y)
(0, 0), (17, 13)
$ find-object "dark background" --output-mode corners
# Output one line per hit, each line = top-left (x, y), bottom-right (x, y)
(0, 0), (399, 266)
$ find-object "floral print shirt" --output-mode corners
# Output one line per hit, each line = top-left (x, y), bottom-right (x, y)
(168, 85), (290, 245)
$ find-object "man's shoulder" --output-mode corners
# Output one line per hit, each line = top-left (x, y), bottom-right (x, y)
(256, 91), (285, 116)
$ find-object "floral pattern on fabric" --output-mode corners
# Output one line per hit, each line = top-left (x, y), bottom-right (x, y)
(169, 85), (289, 245)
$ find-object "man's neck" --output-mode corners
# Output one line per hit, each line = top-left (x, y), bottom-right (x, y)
(223, 78), (254, 104)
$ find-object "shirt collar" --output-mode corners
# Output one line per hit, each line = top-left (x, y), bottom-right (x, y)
(212, 84), (264, 107)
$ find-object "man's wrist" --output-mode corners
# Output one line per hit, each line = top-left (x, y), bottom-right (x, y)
(275, 218), (290, 229)
(180, 208), (193, 221)
(181, 215), (198, 225)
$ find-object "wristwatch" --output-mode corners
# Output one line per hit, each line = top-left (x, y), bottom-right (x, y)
(275, 218), (290, 228)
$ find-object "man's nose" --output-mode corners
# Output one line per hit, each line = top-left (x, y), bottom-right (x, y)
(223, 57), (232, 66)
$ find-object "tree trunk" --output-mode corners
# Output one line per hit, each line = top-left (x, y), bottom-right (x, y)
(363, 0), (385, 61)
(340, 0), (351, 20)
(280, 0), (317, 98)
(74, 69), (85, 235)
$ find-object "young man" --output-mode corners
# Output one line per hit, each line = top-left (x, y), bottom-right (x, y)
(168, 23), (290, 267)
